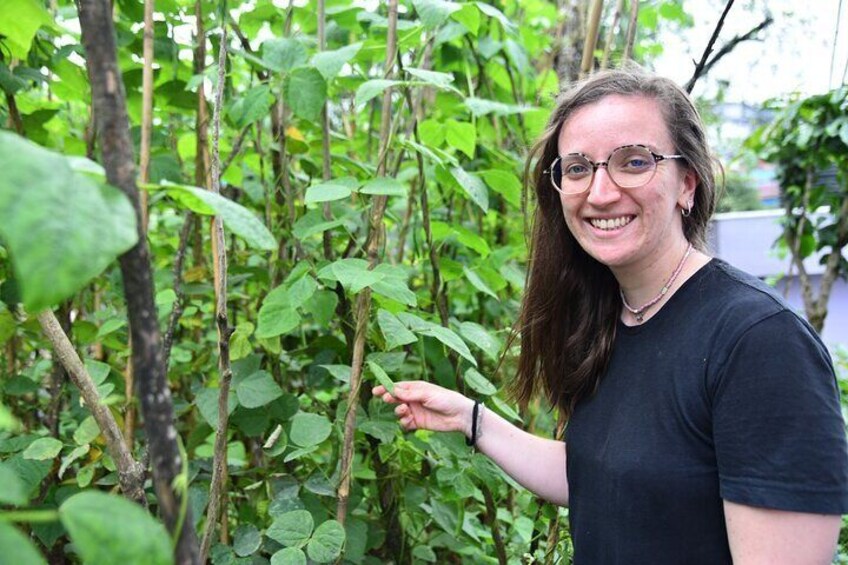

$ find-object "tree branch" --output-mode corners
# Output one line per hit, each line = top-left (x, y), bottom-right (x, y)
(686, 15), (773, 93)
(685, 0), (736, 94)
(622, 0), (639, 63)
(579, 0), (604, 77)
(38, 310), (146, 504)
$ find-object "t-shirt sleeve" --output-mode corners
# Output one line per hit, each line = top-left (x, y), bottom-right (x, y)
(711, 310), (848, 514)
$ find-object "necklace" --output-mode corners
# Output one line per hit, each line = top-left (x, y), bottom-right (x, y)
(620, 243), (693, 323)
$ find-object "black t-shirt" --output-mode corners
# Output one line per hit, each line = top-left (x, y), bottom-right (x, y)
(564, 259), (848, 564)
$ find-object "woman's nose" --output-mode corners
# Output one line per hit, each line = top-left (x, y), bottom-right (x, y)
(585, 166), (622, 207)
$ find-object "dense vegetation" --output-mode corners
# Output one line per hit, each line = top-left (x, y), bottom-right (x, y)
(0, 0), (845, 563)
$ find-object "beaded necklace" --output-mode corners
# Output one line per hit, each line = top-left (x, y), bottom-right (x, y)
(620, 242), (693, 323)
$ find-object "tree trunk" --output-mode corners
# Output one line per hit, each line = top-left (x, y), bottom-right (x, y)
(77, 1), (199, 562)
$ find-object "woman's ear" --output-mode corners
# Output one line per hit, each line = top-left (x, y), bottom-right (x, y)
(678, 168), (698, 210)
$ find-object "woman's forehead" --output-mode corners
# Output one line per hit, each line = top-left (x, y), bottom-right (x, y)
(557, 95), (673, 155)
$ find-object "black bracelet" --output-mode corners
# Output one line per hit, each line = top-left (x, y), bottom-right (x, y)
(466, 400), (482, 447)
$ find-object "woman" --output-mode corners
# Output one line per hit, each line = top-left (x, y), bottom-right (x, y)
(374, 68), (848, 563)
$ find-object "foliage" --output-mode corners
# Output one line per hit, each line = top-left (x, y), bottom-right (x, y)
(0, 0), (695, 563)
(747, 86), (848, 331)
(715, 170), (762, 213)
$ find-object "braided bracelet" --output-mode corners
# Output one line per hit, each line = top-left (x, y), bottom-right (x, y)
(465, 400), (484, 447)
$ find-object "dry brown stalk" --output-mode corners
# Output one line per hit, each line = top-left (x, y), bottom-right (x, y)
(622, 0), (639, 63)
(580, 0), (605, 77)
(199, 23), (234, 564)
(336, 0), (398, 527)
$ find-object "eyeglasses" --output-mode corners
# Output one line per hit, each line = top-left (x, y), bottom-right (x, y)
(544, 144), (685, 195)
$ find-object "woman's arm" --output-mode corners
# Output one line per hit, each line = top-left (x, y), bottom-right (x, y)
(374, 381), (569, 506)
(724, 501), (841, 565)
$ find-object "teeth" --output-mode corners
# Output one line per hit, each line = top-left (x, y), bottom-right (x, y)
(590, 216), (632, 231)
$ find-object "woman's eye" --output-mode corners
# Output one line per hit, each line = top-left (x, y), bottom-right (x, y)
(621, 156), (651, 169)
(564, 163), (590, 176)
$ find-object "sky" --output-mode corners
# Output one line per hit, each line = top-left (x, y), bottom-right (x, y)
(653, 0), (848, 104)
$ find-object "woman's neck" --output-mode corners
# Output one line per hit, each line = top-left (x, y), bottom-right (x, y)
(615, 242), (711, 325)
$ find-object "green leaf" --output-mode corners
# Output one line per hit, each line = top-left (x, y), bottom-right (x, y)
(450, 166), (489, 212)
(306, 520), (346, 563)
(0, 132), (138, 312)
(465, 97), (531, 117)
(371, 264), (417, 306)
(304, 290), (338, 326)
(0, 0), (55, 58)
(287, 276), (318, 308)
(73, 416), (101, 446)
(451, 4), (480, 35)
(285, 67), (327, 121)
(367, 360), (394, 394)
(480, 169), (521, 208)
(289, 412), (332, 447)
(459, 322), (501, 361)
(304, 181), (353, 204)
(405, 68), (459, 93)
(475, 1), (516, 32)
(271, 547), (307, 565)
(229, 322), (255, 361)
(0, 464), (28, 505)
(159, 184), (275, 251)
(323, 259), (385, 293)
(418, 119), (445, 147)
(413, 545), (438, 562)
(293, 209), (345, 240)
(266, 510), (314, 547)
(262, 38), (308, 73)
(59, 492), (172, 565)
(237, 371), (283, 409)
(228, 84), (274, 128)
(377, 309), (418, 350)
(312, 43), (362, 80)
(0, 522), (47, 565)
(195, 386), (238, 428)
(445, 120), (476, 158)
(355, 79), (404, 107)
(58, 444), (90, 479)
(233, 524), (262, 557)
(464, 367), (497, 395)
(412, 0), (461, 29)
(22, 437), (63, 460)
(419, 326), (477, 366)
(463, 266), (498, 299)
(319, 364), (351, 384)
(256, 303), (300, 338)
(359, 177), (407, 196)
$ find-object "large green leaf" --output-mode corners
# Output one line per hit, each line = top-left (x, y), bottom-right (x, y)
(285, 67), (327, 121)
(266, 510), (314, 547)
(355, 79), (404, 107)
(236, 371), (283, 409)
(412, 0), (461, 28)
(450, 166), (489, 212)
(312, 43), (362, 80)
(289, 412), (332, 447)
(158, 184), (275, 250)
(59, 492), (172, 565)
(465, 97), (531, 117)
(256, 303), (301, 338)
(0, 0), (55, 58)
(0, 132), (138, 312)
(0, 464), (28, 505)
(22, 437), (63, 460)
(306, 520), (346, 563)
(480, 169), (521, 208)
(262, 38), (308, 73)
(228, 84), (274, 128)
(377, 309), (417, 350)
(459, 321), (502, 361)
(419, 325), (477, 366)
(0, 522), (47, 565)
(271, 547), (307, 565)
(445, 120), (476, 158)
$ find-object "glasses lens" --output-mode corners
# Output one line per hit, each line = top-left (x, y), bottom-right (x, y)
(553, 155), (593, 194)
(609, 146), (657, 188)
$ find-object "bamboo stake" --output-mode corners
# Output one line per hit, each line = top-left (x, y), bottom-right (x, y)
(600, 0), (624, 69)
(336, 0), (398, 527)
(38, 311), (146, 505)
(199, 23), (233, 563)
(622, 0), (639, 63)
(318, 0), (334, 261)
(579, 0), (605, 78)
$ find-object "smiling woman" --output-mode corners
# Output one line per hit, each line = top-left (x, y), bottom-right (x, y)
(376, 66), (848, 564)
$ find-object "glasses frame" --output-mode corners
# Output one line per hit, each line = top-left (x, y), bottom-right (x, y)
(544, 144), (686, 195)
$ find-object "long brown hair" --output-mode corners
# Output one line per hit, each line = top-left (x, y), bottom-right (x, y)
(509, 67), (718, 419)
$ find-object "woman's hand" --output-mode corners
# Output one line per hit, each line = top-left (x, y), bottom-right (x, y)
(372, 381), (474, 437)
